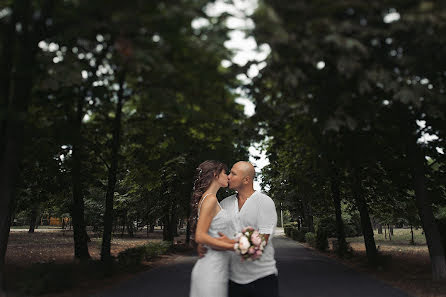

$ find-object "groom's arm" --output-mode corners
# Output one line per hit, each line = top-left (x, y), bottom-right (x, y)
(196, 243), (207, 258)
(258, 196), (277, 245)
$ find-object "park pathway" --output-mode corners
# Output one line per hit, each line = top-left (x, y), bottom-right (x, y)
(93, 229), (411, 297)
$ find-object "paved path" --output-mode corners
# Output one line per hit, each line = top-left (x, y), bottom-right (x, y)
(93, 231), (411, 297)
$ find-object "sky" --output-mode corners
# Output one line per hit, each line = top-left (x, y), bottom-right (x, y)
(203, 0), (270, 190)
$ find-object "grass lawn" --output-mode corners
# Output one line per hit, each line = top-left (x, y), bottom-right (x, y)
(318, 228), (446, 297)
(347, 228), (428, 256)
(4, 228), (190, 297)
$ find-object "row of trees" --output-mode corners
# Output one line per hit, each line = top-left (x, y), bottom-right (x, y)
(250, 0), (446, 280)
(0, 0), (250, 292)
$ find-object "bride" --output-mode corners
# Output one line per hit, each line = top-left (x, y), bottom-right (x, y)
(189, 160), (236, 297)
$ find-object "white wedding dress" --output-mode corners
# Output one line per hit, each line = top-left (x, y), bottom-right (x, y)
(190, 194), (234, 297)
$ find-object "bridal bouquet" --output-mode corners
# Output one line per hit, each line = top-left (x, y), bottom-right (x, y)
(233, 226), (266, 261)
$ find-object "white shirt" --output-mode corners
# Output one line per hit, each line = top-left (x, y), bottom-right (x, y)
(220, 191), (278, 284)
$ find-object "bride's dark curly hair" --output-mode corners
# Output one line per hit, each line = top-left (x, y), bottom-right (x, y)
(190, 160), (228, 232)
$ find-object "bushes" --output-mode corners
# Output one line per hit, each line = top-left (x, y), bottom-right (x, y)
(285, 222), (328, 251)
(291, 229), (307, 242)
(316, 228), (328, 251)
(284, 223), (297, 237)
(284, 223), (307, 242)
(305, 232), (316, 247)
(303, 229), (328, 251)
(118, 241), (171, 265)
(118, 246), (146, 266)
(316, 216), (362, 238)
(144, 241), (171, 261)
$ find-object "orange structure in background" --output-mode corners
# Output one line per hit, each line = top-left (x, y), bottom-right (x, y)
(47, 217), (70, 227)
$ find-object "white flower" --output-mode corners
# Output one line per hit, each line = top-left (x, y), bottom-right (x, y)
(234, 243), (240, 255)
(239, 236), (250, 254)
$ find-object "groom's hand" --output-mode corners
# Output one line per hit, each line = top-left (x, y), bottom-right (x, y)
(197, 243), (207, 258)
(217, 232), (237, 247)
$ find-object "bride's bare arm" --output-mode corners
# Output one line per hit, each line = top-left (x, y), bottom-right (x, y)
(195, 195), (236, 251)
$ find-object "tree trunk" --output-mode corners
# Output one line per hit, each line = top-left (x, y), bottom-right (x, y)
(163, 205), (175, 242)
(352, 168), (378, 263)
(127, 221), (134, 237)
(390, 225), (394, 236)
(301, 196), (314, 232)
(409, 142), (446, 280)
(410, 225), (415, 245)
(70, 94), (90, 261)
(121, 213), (126, 237)
(0, 1), (18, 155)
(330, 169), (347, 257)
(101, 69), (126, 262)
(186, 219), (191, 245)
(378, 224), (383, 234)
(28, 206), (39, 233)
(0, 0), (54, 291)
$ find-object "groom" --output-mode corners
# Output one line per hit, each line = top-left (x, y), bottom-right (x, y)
(199, 161), (279, 297)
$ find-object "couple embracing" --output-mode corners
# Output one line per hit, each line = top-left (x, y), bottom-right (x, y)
(189, 160), (279, 297)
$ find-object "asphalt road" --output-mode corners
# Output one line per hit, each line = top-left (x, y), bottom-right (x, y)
(93, 231), (411, 297)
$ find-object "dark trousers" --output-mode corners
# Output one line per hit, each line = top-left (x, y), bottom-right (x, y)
(229, 274), (279, 297)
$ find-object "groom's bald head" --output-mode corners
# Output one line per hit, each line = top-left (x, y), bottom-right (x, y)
(228, 161), (255, 191)
(234, 161), (255, 181)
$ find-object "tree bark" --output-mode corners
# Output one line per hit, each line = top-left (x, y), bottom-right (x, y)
(301, 195), (314, 232)
(163, 204), (176, 241)
(101, 68), (126, 262)
(28, 206), (39, 233)
(127, 221), (134, 237)
(409, 141), (446, 280)
(121, 212), (126, 237)
(186, 219), (191, 245)
(351, 167), (378, 263)
(70, 94), (90, 261)
(0, 0), (54, 291)
(378, 224), (383, 234)
(0, 1), (18, 155)
(330, 167), (347, 257)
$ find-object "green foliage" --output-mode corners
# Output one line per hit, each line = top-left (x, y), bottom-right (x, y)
(117, 246), (146, 266)
(251, 0), (446, 270)
(284, 223), (309, 242)
(315, 227), (329, 251)
(283, 222), (298, 237)
(143, 241), (171, 261)
(305, 232), (316, 248)
(117, 241), (171, 265)
(3, 0), (250, 249)
(9, 261), (120, 295)
(316, 215), (362, 238)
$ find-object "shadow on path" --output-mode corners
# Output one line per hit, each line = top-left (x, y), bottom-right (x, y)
(93, 234), (411, 297)
(275, 236), (410, 297)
